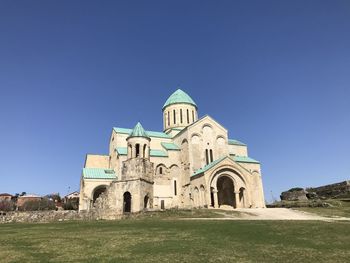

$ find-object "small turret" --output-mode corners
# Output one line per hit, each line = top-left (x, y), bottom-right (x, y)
(127, 122), (151, 159)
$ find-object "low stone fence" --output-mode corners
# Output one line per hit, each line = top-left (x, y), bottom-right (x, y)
(0, 210), (96, 224)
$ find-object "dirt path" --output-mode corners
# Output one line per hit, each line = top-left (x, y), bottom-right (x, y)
(184, 208), (350, 221)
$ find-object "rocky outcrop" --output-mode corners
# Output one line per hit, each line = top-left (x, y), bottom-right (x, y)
(306, 181), (350, 199)
(280, 188), (308, 201)
(280, 180), (350, 202)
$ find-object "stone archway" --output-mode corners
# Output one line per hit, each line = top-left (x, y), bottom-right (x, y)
(92, 185), (107, 203)
(209, 167), (250, 209)
(217, 176), (235, 207)
(123, 192), (132, 213)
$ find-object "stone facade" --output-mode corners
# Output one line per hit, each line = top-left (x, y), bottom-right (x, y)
(79, 89), (265, 217)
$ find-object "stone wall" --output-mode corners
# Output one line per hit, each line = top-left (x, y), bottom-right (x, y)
(0, 210), (97, 224)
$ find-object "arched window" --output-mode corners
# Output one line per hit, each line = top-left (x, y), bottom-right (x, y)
(135, 144), (140, 157)
(143, 144), (147, 158)
(173, 109), (176, 124)
(168, 111), (170, 126)
(164, 112), (166, 128)
(159, 167), (163, 174)
(128, 144), (132, 158)
(205, 149), (209, 165)
(174, 180), (177, 196)
(210, 149), (213, 162)
(192, 110), (195, 122)
(187, 109), (189, 123)
(180, 109), (183, 123)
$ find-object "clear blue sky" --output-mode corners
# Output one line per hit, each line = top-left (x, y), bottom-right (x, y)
(0, 1), (349, 202)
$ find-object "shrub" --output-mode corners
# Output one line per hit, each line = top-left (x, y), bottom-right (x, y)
(20, 198), (56, 211)
(63, 198), (79, 210)
(0, 200), (15, 211)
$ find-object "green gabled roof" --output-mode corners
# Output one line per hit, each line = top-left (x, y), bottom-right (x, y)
(228, 139), (247, 146)
(113, 127), (171, 139)
(163, 89), (197, 110)
(161, 142), (180, 151)
(232, 155), (260, 164)
(116, 147), (127, 155)
(192, 155), (260, 177)
(82, 168), (117, 180)
(128, 122), (150, 139)
(150, 149), (168, 157)
(115, 147), (168, 157)
(192, 156), (227, 176)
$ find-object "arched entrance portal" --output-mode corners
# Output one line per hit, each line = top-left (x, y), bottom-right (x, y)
(123, 192), (131, 213)
(217, 176), (235, 207)
(93, 186), (107, 203)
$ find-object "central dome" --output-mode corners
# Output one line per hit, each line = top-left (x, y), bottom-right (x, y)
(162, 89), (197, 110)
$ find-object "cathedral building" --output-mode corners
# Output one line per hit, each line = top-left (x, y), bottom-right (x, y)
(79, 89), (265, 213)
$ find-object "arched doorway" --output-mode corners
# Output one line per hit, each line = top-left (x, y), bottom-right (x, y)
(239, 187), (246, 208)
(92, 186), (107, 203)
(144, 194), (149, 209)
(217, 176), (235, 207)
(123, 192), (131, 213)
(210, 187), (215, 207)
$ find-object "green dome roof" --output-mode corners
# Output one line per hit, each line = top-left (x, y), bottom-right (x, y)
(162, 89), (197, 110)
(128, 122), (150, 139)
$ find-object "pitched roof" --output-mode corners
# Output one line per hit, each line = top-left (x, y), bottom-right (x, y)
(192, 156), (227, 176)
(232, 155), (260, 164)
(228, 139), (247, 146)
(115, 147), (168, 157)
(82, 168), (117, 180)
(128, 122), (150, 139)
(192, 155), (260, 176)
(161, 142), (180, 151)
(163, 89), (197, 110)
(113, 127), (171, 139)
(0, 193), (12, 197)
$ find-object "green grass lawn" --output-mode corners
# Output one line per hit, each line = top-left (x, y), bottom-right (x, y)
(0, 217), (349, 263)
(293, 199), (350, 218)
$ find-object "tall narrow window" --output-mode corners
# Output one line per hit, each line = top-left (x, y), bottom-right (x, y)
(205, 149), (209, 165)
(136, 144), (140, 157)
(159, 167), (163, 174)
(174, 180), (177, 196)
(167, 111), (170, 126)
(173, 109), (176, 124)
(192, 110), (195, 122)
(187, 109), (189, 123)
(143, 144), (147, 158)
(210, 149), (213, 162)
(180, 109), (183, 123)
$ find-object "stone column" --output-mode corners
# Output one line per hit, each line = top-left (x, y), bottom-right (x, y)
(213, 189), (219, 208)
(235, 191), (240, 208)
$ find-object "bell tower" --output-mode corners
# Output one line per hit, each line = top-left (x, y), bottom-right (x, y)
(126, 122), (150, 160)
